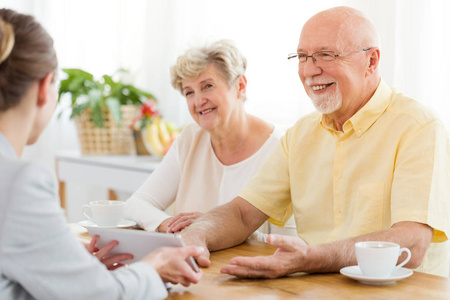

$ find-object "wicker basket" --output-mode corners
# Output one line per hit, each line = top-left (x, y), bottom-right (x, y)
(74, 105), (138, 155)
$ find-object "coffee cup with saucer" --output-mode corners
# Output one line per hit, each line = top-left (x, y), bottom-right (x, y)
(340, 241), (413, 285)
(79, 200), (136, 228)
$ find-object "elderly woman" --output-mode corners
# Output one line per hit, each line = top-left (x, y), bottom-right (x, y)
(124, 40), (296, 237)
(0, 8), (202, 299)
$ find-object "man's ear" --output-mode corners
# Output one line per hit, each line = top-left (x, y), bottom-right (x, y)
(37, 72), (54, 107)
(366, 48), (380, 77)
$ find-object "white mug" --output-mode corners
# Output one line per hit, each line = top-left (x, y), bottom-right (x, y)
(82, 200), (125, 226)
(355, 241), (411, 278)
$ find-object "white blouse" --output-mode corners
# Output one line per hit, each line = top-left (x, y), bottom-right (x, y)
(124, 123), (296, 236)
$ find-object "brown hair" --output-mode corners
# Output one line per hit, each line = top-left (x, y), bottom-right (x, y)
(0, 9), (57, 111)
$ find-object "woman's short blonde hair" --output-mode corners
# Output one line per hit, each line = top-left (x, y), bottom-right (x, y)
(170, 39), (247, 94)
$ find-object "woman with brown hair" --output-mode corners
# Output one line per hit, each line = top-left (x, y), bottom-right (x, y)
(0, 8), (201, 299)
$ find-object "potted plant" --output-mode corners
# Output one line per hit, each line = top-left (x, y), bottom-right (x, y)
(58, 68), (156, 154)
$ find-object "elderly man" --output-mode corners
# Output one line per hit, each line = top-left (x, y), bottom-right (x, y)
(181, 6), (450, 277)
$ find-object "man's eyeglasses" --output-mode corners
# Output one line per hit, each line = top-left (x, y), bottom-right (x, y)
(287, 47), (372, 66)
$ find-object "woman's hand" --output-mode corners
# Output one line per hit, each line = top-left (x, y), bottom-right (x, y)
(85, 235), (134, 270)
(166, 212), (203, 233)
(142, 246), (204, 287)
(156, 217), (174, 233)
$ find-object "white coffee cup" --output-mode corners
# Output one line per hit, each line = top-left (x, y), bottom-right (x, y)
(82, 200), (125, 226)
(355, 241), (411, 278)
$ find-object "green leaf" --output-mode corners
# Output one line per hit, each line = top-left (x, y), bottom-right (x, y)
(126, 84), (155, 99)
(103, 75), (115, 86)
(87, 89), (102, 107)
(70, 102), (89, 119)
(106, 97), (122, 126)
(62, 68), (94, 81)
(67, 76), (86, 92)
(91, 102), (104, 128)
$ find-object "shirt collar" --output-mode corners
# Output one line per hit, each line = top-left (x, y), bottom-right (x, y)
(0, 131), (18, 159)
(320, 79), (392, 137)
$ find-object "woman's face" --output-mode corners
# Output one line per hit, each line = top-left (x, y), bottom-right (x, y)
(181, 64), (243, 132)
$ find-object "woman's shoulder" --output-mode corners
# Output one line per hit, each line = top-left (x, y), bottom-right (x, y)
(0, 159), (56, 214)
(1, 158), (44, 176)
(174, 122), (209, 155)
(1, 159), (54, 188)
(179, 122), (203, 136)
(176, 123), (208, 145)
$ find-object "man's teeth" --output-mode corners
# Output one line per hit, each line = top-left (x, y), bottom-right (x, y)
(200, 108), (214, 115)
(312, 84), (329, 91)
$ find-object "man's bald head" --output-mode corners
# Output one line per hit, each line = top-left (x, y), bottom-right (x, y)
(301, 6), (380, 52)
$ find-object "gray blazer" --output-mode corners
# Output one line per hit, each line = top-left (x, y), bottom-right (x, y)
(0, 133), (167, 300)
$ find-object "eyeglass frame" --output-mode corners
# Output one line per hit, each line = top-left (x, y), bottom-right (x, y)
(287, 47), (373, 65)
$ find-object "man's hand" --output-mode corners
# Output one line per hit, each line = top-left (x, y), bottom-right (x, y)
(142, 246), (204, 287)
(220, 234), (308, 278)
(85, 235), (134, 270)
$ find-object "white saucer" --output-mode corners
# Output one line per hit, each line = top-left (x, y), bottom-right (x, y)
(78, 219), (137, 229)
(340, 265), (413, 285)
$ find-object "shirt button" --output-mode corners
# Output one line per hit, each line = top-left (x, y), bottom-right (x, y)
(337, 174), (342, 179)
(357, 129), (362, 135)
(340, 141), (345, 146)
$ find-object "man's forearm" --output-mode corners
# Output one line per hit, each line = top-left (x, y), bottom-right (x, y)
(182, 197), (268, 251)
(303, 221), (433, 273)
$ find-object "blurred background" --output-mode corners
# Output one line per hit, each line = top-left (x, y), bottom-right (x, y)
(2, 0), (449, 222)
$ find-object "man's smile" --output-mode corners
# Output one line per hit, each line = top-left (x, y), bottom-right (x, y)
(312, 83), (334, 91)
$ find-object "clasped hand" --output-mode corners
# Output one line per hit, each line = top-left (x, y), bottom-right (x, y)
(158, 212), (203, 233)
(220, 234), (309, 278)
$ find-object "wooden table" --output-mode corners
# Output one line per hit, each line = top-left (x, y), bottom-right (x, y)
(71, 225), (450, 299)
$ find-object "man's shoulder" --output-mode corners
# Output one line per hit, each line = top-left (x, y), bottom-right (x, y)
(281, 111), (322, 144)
(290, 111), (322, 131)
(388, 90), (440, 126)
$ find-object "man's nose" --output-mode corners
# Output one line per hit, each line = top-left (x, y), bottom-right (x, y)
(300, 57), (322, 78)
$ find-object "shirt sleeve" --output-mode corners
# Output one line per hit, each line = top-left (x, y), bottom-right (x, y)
(124, 137), (181, 231)
(0, 162), (167, 300)
(391, 119), (450, 242)
(239, 130), (293, 227)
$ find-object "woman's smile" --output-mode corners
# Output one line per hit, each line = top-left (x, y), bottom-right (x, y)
(199, 107), (216, 115)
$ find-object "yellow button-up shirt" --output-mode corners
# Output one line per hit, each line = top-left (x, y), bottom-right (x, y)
(240, 79), (450, 276)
